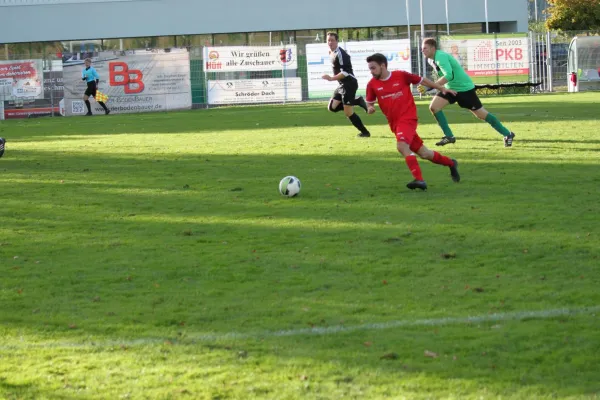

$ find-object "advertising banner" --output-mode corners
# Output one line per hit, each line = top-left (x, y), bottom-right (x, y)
(1, 60), (63, 119)
(207, 78), (302, 105)
(62, 49), (191, 116)
(0, 60), (45, 100)
(203, 45), (297, 72)
(306, 40), (411, 99)
(439, 34), (529, 83)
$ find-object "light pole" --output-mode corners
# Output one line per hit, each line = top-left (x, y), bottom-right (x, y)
(406, 0), (411, 45)
(420, 0), (426, 76)
(484, 0), (489, 33)
(445, 0), (450, 35)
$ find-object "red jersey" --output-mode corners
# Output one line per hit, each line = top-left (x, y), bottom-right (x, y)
(366, 70), (422, 124)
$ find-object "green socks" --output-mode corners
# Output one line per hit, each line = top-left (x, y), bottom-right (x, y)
(485, 113), (511, 136)
(433, 111), (454, 137)
(435, 110), (510, 138)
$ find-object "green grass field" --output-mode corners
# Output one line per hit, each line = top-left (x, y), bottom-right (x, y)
(1, 93), (599, 400)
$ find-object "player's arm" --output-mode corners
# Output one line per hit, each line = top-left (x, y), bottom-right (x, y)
(435, 76), (448, 86)
(92, 68), (100, 85)
(411, 71), (455, 96)
(323, 71), (347, 81)
(335, 50), (353, 80)
(418, 54), (453, 92)
(365, 83), (377, 114)
(323, 50), (352, 81)
(326, 72), (346, 81)
(82, 69), (87, 81)
(432, 55), (454, 86)
(420, 77), (456, 96)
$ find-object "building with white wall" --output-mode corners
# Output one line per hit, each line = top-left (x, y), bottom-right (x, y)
(1, 0), (528, 50)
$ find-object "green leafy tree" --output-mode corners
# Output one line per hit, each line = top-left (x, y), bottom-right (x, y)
(545, 0), (600, 33)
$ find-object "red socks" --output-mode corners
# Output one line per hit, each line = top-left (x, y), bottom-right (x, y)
(405, 155), (423, 181)
(432, 151), (454, 167)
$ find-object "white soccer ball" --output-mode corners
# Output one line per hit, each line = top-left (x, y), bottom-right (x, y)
(279, 176), (301, 197)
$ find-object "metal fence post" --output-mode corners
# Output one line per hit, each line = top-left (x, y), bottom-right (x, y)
(49, 52), (55, 117)
(546, 31), (553, 92)
(529, 31), (536, 92)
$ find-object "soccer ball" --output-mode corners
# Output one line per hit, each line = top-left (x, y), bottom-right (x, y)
(279, 176), (301, 197)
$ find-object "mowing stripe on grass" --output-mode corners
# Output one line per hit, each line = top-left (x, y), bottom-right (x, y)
(2, 305), (598, 349)
(266, 305), (600, 338)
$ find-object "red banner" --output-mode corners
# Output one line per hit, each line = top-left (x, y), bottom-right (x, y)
(3, 107), (59, 119)
(0, 61), (38, 80)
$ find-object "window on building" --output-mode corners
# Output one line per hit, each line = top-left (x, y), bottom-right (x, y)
(213, 33), (247, 46)
(155, 36), (176, 48)
(296, 29), (325, 45)
(100, 39), (120, 50)
(295, 29), (326, 56)
(281, 31), (296, 45)
(176, 35), (213, 48)
(2, 42), (62, 58)
(449, 23), (484, 34)
(355, 28), (370, 41)
(265, 31), (295, 45)
(485, 22), (501, 33)
(337, 28), (370, 42)
(371, 26), (401, 40)
(121, 37), (157, 49)
(324, 28), (339, 38)
(248, 32), (271, 45)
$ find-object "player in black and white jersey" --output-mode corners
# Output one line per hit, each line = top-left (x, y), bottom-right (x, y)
(321, 32), (371, 138)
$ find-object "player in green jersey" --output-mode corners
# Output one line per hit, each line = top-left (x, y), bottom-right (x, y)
(420, 38), (516, 148)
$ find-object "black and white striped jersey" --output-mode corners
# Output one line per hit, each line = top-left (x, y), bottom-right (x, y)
(330, 46), (357, 83)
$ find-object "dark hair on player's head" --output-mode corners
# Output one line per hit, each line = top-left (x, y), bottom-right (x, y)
(423, 37), (438, 48)
(326, 32), (339, 41)
(366, 53), (388, 67)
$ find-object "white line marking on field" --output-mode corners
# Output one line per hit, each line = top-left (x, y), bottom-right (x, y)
(2, 306), (598, 350)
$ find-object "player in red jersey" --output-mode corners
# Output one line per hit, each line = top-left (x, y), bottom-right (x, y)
(365, 53), (460, 191)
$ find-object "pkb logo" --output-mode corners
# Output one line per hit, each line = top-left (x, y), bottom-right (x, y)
(109, 62), (144, 94)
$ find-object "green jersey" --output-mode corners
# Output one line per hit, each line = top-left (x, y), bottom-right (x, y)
(428, 50), (474, 92)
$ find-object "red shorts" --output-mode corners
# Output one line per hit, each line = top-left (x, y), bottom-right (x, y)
(391, 120), (423, 152)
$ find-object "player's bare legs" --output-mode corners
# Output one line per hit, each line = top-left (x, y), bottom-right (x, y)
(470, 106), (488, 120)
(428, 95), (449, 114)
(342, 104), (354, 117)
(328, 98), (342, 112)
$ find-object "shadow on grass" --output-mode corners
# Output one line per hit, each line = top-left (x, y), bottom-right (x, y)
(0, 379), (79, 400)
(2, 149), (597, 243)
(0, 96), (599, 142)
(1, 149), (599, 398)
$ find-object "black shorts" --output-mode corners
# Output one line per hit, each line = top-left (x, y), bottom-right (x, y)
(332, 78), (358, 106)
(84, 82), (97, 97)
(436, 88), (483, 111)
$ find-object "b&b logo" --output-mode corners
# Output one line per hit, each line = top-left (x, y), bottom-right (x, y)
(109, 62), (144, 94)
